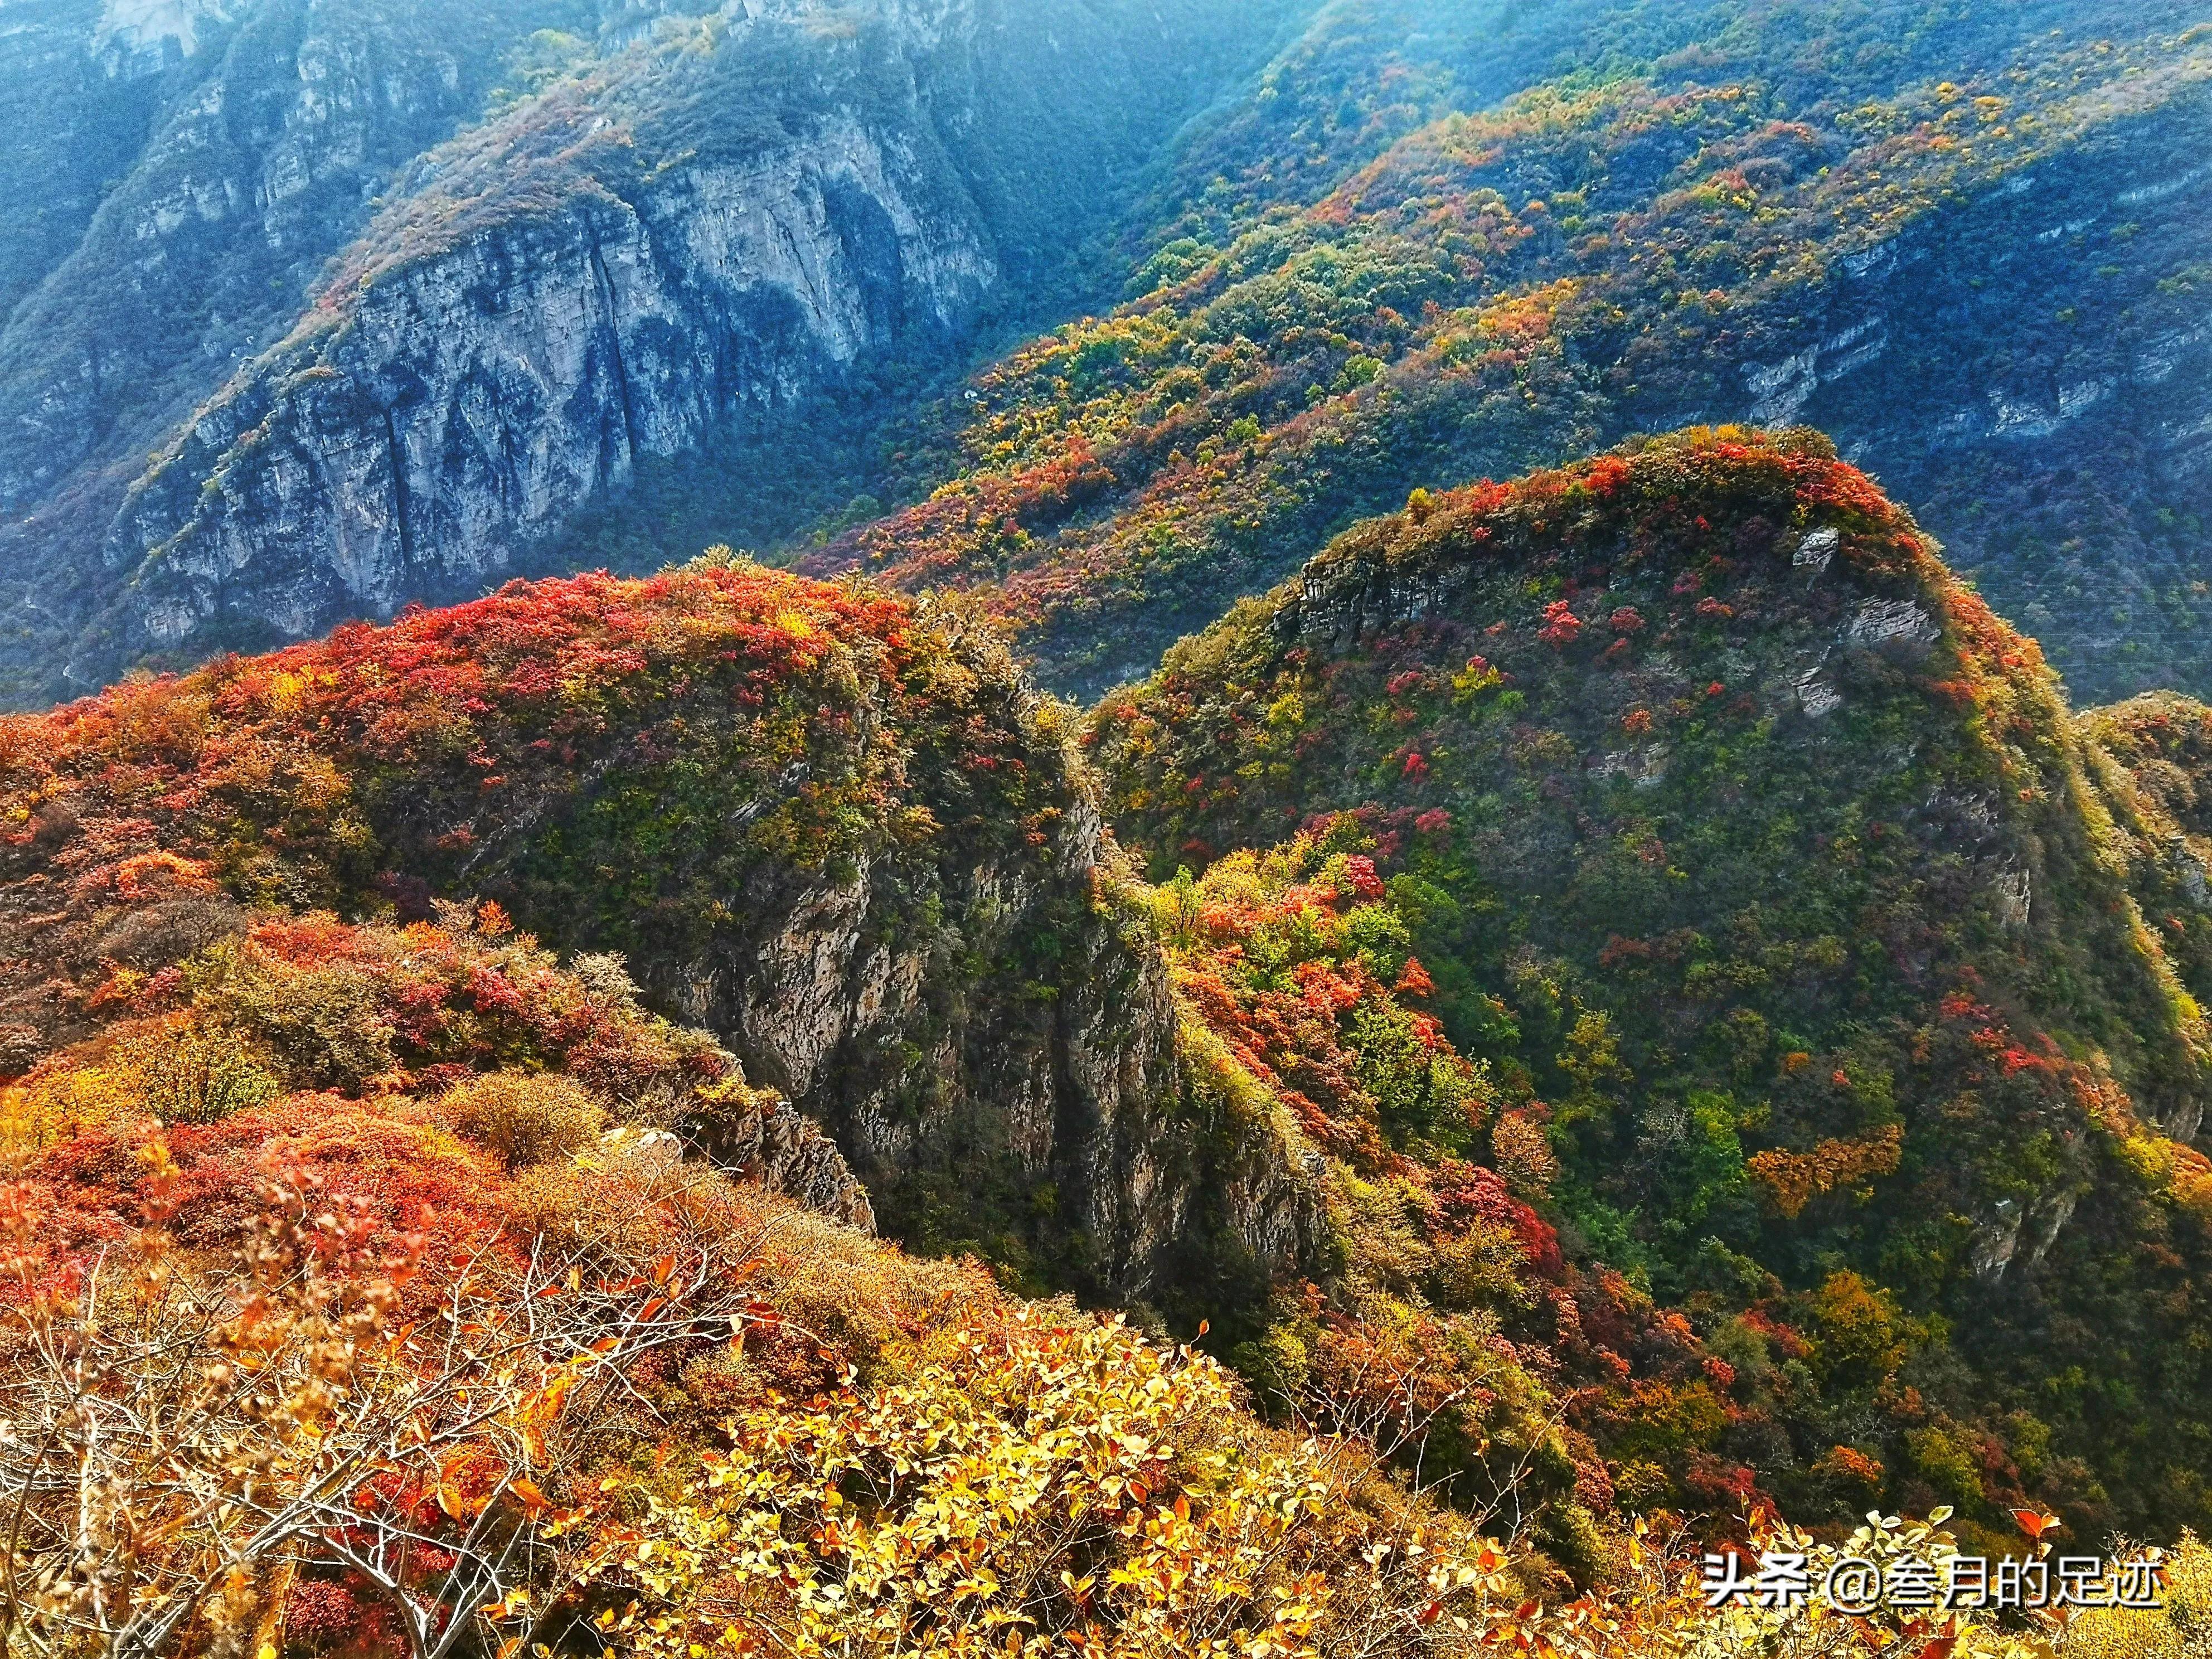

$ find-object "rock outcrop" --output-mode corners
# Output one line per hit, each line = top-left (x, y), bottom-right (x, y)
(0, 0), (1307, 704)
(0, 0), (572, 513)
(108, 109), (997, 649)
(666, 792), (1327, 1303)
(687, 1079), (880, 1231)
(110, 112), (995, 650)
(0, 560), (1329, 1308)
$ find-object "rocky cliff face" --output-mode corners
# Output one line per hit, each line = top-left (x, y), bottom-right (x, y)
(107, 109), (996, 650)
(652, 788), (1326, 1303)
(0, 0), (1309, 704)
(0, 561), (1328, 1307)
(0, 0), (594, 513)
(0, 0), (603, 701)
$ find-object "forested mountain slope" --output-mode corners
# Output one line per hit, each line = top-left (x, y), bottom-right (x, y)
(10, 537), (1826, 1573)
(826, 0), (2212, 707)
(13, 0), (2212, 719)
(0, 835), (1526, 1656)
(9, 860), (2180, 1655)
(1089, 428), (2212, 1542)
(13, 430), (2212, 1552)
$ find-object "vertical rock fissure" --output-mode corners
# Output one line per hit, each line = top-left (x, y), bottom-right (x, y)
(382, 405), (415, 570)
(587, 240), (639, 469)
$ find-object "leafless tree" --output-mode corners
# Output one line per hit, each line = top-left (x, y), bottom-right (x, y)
(0, 1138), (787, 1659)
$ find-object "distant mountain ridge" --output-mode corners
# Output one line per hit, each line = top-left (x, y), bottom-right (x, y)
(10, 0), (2212, 715)
(0, 0), (1312, 703)
(826, 0), (2212, 709)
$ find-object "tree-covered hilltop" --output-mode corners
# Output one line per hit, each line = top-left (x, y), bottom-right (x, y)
(1089, 427), (2212, 1543)
(7, 439), (2212, 1648)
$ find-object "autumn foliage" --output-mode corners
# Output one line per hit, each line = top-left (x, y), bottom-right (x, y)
(1090, 429), (2212, 1546)
(0, 894), (2148, 1658)
(0, 448), (2204, 1654)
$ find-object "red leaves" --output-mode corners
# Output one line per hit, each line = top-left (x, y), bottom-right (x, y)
(1683, 1452), (1758, 1510)
(284, 1580), (394, 1647)
(1292, 958), (1366, 1017)
(1537, 599), (1583, 647)
(250, 914), (363, 969)
(1582, 455), (1633, 497)
(1429, 1161), (1564, 1277)
(1739, 1308), (1811, 1361)
(1937, 989), (1990, 1022)
(112, 850), (217, 902)
(1393, 957), (1435, 998)
(2011, 1507), (2062, 1541)
(464, 963), (527, 1022)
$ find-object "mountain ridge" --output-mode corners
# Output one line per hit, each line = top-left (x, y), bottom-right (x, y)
(813, 0), (2212, 709)
(13, 425), (2212, 1546)
(1088, 426), (2212, 1538)
(9, 0), (2212, 722)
